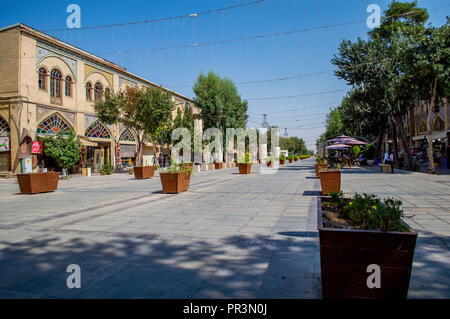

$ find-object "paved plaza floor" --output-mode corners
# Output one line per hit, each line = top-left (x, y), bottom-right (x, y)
(0, 158), (449, 298)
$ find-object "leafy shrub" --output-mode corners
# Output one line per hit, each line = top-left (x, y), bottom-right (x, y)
(326, 193), (410, 232)
(280, 154), (286, 161)
(162, 160), (193, 174)
(352, 145), (361, 157)
(362, 144), (376, 160)
(101, 159), (112, 175)
(316, 155), (327, 164)
(40, 129), (81, 171)
(238, 152), (252, 164)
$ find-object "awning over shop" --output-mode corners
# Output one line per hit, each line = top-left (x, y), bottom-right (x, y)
(120, 144), (136, 158)
(80, 139), (99, 147)
(413, 131), (450, 141)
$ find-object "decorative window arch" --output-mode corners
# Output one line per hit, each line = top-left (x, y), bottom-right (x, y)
(0, 117), (10, 134)
(36, 113), (72, 136)
(119, 128), (136, 142)
(85, 120), (110, 139)
(418, 120), (427, 134)
(65, 76), (72, 97)
(432, 115), (445, 132)
(94, 82), (103, 102)
(50, 69), (62, 98)
(38, 67), (47, 90)
(86, 82), (92, 101)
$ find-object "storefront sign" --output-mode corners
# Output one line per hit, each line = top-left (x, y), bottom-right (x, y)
(31, 141), (43, 154)
(0, 137), (10, 152)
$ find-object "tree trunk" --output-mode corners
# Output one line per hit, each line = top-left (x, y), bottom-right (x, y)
(426, 78), (438, 174)
(391, 121), (400, 168)
(375, 122), (384, 161)
(393, 114), (414, 171)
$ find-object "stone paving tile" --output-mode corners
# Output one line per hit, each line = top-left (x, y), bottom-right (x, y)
(0, 159), (449, 298)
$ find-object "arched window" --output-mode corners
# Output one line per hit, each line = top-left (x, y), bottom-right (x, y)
(119, 128), (136, 142)
(86, 82), (92, 101)
(65, 76), (72, 97)
(85, 120), (110, 139)
(50, 69), (62, 99)
(418, 121), (427, 134)
(432, 116), (444, 132)
(38, 67), (47, 90)
(94, 82), (103, 102)
(36, 113), (71, 136)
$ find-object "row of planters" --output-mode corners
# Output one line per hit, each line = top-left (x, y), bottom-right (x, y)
(266, 153), (309, 167)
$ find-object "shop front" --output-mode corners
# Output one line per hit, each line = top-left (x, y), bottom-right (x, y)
(0, 117), (11, 172)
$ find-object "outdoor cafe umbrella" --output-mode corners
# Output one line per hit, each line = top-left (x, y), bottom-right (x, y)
(326, 135), (367, 145)
(326, 143), (352, 150)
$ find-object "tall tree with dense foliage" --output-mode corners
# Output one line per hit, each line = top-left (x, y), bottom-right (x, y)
(94, 85), (174, 166)
(193, 71), (249, 135)
(408, 23), (450, 173)
(330, 1), (433, 170)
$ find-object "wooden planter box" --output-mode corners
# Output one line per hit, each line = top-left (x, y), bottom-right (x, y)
(289, 158), (293, 163)
(315, 163), (328, 177)
(134, 166), (155, 179)
(319, 170), (341, 195)
(160, 172), (191, 194)
(17, 172), (60, 194)
(317, 197), (417, 299)
(380, 164), (392, 173)
(214, 162), (224, 169)
(266, 162), (272, 167)
(238, 163), (252, 174)
(280, 159), (285, 165)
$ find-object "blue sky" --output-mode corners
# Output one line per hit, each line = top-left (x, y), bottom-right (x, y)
(1, 0), (448, 151)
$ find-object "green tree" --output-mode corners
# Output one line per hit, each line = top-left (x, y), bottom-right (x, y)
(40, 129), (81, 172)
(408, 23), (450, 173)
(193, 71), (249, 139)
(94, 86), (174, 166)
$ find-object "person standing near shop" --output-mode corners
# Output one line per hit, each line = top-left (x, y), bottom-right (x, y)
(389, 150), (394, 173)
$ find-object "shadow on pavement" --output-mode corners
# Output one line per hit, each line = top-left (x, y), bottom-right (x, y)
(0, 233), (321, 299)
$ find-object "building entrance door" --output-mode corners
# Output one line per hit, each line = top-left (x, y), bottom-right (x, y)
(93, 148), (104, 173)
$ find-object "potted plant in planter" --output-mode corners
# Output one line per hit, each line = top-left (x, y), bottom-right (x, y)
(279, 154), (286, 165)
(288, 155), (293, 163)
(266, 155), (274, 167)
(318, 192), (417, 299)
(180, 161), (194, 169)
(238, 152), (252, 174)
(294, 155), (300, 162)
(315, 156), (328, 177)
(214, 161), (224, 169)
(319, 164), (341, 195)
(159, 162), (193, 194)
(18, 129), (81, 194)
